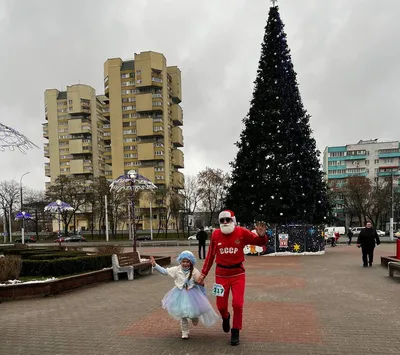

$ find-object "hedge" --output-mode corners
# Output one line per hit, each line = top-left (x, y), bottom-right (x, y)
(4, 249), (56, 257)
(27, 252), (87, 261)
(21, 254), (112, 277)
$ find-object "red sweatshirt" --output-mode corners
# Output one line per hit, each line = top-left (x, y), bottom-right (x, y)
(201, 226), (268, 278)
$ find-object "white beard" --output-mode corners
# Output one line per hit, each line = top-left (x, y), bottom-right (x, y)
(220, 223), (235, 235)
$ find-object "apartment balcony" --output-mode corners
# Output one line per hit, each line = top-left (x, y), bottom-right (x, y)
(172, 149), (184, 168)
(172, 126), (183, 147)
(378, 151), (400, 158)
(44, 143), (49, 158)
(173, 171), (184, 189)
(45, 181), (51, 190)
(137, 118), (153, 136)
(377, 170), (400, 177)
(70, 159), (84, 174)
(171, 104), (183, 126)
(44, 163), (50, 177)
(42, 125), (49, 139)
(137, 142), (155, 161)
(151, 76), (163, 88)
(167, 66), (182, 104)
(136, 93), (152, 112)
(69, 139), (92, 154)
(68, 119), (91, 135)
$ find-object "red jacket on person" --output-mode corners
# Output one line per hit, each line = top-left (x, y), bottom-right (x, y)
(201, 226), (268, 278)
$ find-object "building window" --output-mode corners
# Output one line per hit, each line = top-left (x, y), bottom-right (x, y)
(123, 129), (137, 135)
(122, 105), (136, 111)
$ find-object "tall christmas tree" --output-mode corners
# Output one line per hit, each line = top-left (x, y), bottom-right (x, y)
(226, 2), (330, 225)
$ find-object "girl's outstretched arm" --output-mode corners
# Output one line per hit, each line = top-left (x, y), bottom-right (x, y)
(150, 256), (177, 277)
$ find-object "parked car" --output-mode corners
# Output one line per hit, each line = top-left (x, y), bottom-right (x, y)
(14, 236), (36, 243)
(376, 230), (385, 237)
(64, 235), (87, 242)
(188, 235), (197, 240)
(137, 235), (151, 241)
(350, 227), (364, 235)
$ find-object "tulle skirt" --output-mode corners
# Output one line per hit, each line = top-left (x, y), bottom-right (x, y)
(161, 285), (220, 327)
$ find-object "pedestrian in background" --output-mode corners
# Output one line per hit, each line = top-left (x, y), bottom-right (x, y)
(347, 228), (354, 246)
(196, 227), (208, 260)
(357, 221), (380, 267)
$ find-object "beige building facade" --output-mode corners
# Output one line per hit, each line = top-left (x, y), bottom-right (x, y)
(103, 51), (184, 230)
(43, 51), (184, 232)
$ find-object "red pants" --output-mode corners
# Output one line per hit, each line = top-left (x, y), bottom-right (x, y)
(215, 274), (245, 330)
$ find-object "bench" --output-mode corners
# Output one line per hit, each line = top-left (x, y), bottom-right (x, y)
(388, 261), (400, 278)
(112, 251), (153, 281)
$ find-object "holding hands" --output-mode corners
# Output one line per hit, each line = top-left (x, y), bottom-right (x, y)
(149, 256), (156, 266)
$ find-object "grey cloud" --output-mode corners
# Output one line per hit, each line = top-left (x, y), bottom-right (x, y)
(0, 0), (399, 190)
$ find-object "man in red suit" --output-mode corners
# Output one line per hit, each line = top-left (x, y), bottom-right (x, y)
(198, 210), (267, 346)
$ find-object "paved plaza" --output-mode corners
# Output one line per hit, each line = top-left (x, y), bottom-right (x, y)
(1, 243), (399, 355)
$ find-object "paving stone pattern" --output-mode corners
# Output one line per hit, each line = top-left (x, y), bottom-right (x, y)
(0, 243), (399, 355)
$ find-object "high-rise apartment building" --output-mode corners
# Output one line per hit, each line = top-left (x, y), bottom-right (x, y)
(323, 139), (400, 184)
(43, 51), (184, 232)
(43, 84), (107, 185)
(103, 51), (184, 183)
(323, 139), (400, 224)
(103, 51), (184, 228)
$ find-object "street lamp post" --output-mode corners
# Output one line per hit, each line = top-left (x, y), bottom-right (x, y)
(390, 172), (395, 241)
(19, 172), (30, 244)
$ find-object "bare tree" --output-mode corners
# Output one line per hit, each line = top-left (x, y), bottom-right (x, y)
(365, 179), (391, 228)
(198, 167), (230, 226)
(45, 175), (88, 236)
(181, 175), (202, 215)
(170, 192), (184, 237)
(24, 188), (51, 239)
(0, 180), (20, 238)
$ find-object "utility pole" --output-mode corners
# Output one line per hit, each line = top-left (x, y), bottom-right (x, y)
(20, 172), (30, 244)
(390, 172), (394, 241)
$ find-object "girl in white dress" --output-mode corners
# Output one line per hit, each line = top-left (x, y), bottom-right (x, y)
(150, 250), (219, 339)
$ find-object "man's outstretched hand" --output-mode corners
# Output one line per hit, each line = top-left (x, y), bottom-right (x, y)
(255, 221), (267, 237)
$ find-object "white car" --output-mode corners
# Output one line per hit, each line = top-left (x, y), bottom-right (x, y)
(376, 230), (385, 237)
(188, 235), (197, 240)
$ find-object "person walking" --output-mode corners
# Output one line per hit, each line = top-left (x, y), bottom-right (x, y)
(347, 228), (354, 245)
(356, 221), (380, 267)
(197, 210), (267, 346)
(196, 227), (208, 259)
(150, 251), (219, 339)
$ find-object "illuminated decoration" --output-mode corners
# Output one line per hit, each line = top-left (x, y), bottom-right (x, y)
(293, 243), (301, 252)
(0, 123), (39, 153)
(278, 233), (289, 248)
(110, 170), (157, 252)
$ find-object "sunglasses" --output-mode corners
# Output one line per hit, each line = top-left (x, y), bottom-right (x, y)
(220, 218), (232, 223)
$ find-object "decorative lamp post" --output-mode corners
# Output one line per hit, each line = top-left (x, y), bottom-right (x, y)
(110, 170), (157, 252)
(15, 211), (33, 244)
(44, 200), (73, 240)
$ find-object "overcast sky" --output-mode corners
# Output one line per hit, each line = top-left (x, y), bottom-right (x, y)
(0, 0), (399, 191)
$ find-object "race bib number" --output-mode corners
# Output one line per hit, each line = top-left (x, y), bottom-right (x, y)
(212, 283), (225, 297)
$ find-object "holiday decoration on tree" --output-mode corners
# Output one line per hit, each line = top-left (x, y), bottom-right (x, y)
(226, 1), (330, 225)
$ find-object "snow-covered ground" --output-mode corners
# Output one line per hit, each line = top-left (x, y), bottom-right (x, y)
(0, 277), (57, 287)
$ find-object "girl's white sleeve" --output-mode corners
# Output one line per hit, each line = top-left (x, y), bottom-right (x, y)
(154, 264), (178, 278)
